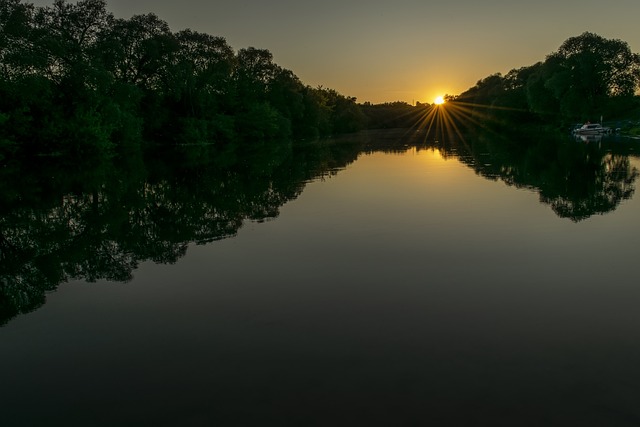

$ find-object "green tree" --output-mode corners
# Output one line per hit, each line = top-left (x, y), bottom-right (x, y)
(100, 13), (177, 90)
(164, 30), (236, 144)
(530, 32), (640, 121)
(0, 0), (368, 158)
(268, 67), (304, 136)
(0, 0), (34, 78)
(234, 47), (291, 140)
(555, 32), (640, 97)
(235, 47), (278, 102)
(99, 13), (179, 138)
(525, 61), (559, 117)
(0, 0), (36, 157)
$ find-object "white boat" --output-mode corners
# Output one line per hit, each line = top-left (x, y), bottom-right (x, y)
(573, 123), (610, 135)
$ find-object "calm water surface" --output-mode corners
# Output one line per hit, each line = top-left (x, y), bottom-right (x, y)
(2, 130), (640, 426)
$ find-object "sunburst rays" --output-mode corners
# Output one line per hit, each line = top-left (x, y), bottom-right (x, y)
(372, 96), (529, 153)
(407, 97), (528, 145)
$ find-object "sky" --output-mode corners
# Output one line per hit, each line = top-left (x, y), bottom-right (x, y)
(28, 0), (640, 104)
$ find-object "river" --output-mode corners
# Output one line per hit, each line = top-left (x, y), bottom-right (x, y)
(1, 129), (640, 426)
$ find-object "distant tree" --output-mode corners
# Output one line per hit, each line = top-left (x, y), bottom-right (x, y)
(525, 61), (559, 117)
(451, 32), (640, 127)
(235, 47), (278, 102)
(0, 0), (121, 156)
(171, 29), (235, 110)
(268, 67), (304, 134)
(360, 101), (420, 129)
(554, 32), (640, 96)
(0, 0), (34, 78)
(100, 13), (177, 90)
(0, 0), (37, 157)
(453, 73), (507, 123)
(528, 32), (640, 121)
(163, 30), (236, 144)
(296, 85), (332, 137)
(0, 0), (367, 158)
(234, 47), (302, 140)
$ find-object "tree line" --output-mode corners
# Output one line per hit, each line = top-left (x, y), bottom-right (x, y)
(448, 32), (640, 129)
(0, 0), (368, 161)
(2, 1), (639, 163)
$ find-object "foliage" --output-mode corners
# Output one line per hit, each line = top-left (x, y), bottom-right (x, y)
(0, 0), (366, 162)
(450, 32), (640, 127)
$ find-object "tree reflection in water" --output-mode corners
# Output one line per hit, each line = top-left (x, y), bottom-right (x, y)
(1, 130), (637, 324)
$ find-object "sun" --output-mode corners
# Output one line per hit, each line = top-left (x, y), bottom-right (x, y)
(434, 96), (445, 105)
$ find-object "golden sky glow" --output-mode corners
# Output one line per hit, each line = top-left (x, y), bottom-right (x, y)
(29, 0), (640, 105)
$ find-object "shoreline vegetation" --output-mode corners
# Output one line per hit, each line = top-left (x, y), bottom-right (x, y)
(1, 0), (640, 166)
